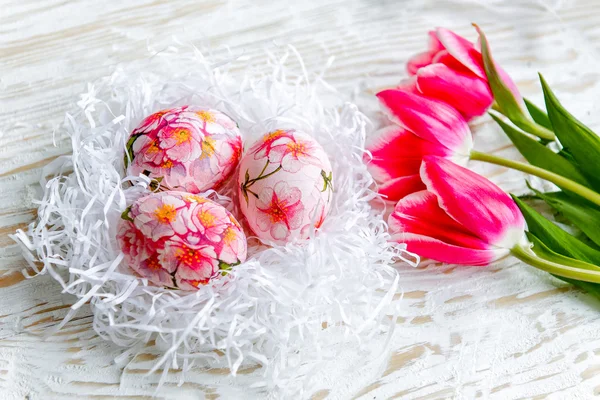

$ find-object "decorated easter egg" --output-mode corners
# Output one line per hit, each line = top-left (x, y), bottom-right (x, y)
(238, 129), (333, 244)
(125, 106), (243, 193)
(117, 191), (247, 290)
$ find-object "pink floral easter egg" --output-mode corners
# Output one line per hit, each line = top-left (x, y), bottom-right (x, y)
(125, 106), (243, 193)
(238, 129), (333, 245)
(117, 191), (247, 290)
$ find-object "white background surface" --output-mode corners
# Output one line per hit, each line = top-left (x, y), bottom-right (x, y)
(3, 0), (600, 399)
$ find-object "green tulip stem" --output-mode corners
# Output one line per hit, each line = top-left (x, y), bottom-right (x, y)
(516, 118), (556, 142)
(470, 150), (600, 207)
(490, 103), (555, 141)
(511, 244), (600, 283)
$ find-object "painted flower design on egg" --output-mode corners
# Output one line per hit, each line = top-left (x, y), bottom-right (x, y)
(249, 129), (295, 160)
(125, 106), (243, 193)
(117, 191), (247, 290)
(268, 135), (325, 173)
(239, 129), (333, 244)
(255, 181), (305, 241)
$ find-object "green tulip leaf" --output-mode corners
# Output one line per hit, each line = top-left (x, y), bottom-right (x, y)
(540, 74), (600, 190)
(512, 195), (600, 264)
(527, 233), (600, 301)
(527, 233), (600, 272)
(491, 113), (590, 187)
(524, 98), (552, 130)
(558, 149), (576, 164)
(532, 189), (600, 248)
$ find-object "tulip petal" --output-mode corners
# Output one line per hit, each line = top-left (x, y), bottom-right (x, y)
(435, 28), (485, 78)
(369, 157), (422, 182)
(389, 190), (490, 250)
(376, 89), (472, 156)
(434, 27), (523, 105)
(379, 175), (426, 202)
(407, 51), (437, 76)
(416, 63), (494, 120)
(368, 125), (452, 158)
(420, 157), (525, 248)
(397, 76), (419, 93)
(407, 31), (444, 75)
(432, 51), (474, 75)
(391, 232), (508, 266)
(366, 126), (450, 180)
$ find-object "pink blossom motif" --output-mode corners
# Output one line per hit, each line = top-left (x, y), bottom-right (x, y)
(132, 252), (176, 288)
(133, 192), (187, 242)
(181, 200), (229, 242)
(218, 226), (247, 264)
(389, 157), (526, 266)
(126, 106), (243, 193)
(366, 89), (473, 202)
(187, 134), (242, 191)
(160, 240), (220, 290)
(404, 27), (523, 120)
(255, 181), (305, 241)
(131, 134), (165, 165)
(249, 129), (295, 160)
(300, 198), (327, 238)
(267, 134), (324, 173)
(157, 124), (203, 162)
(133, 109), (170, 133)
(117, 191), (247, 290)
(117, 220), (152, 265)
(239, 130), (333, 245)
(129, 146), (188, 192)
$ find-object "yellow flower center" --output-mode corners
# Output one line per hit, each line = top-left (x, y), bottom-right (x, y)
(286, 141), (307, 157)
(264, 129), (285, 142)
(146, 255), (162, 270)
(175, 246), (205, 267)
(222, 227), (237, 244)
(162, 159), (174, 168)
(196, 110), (215, 123)
(147, 141), (160, 154)
(229, 215), (241, 228)
(198, 209), (217, 227)
(200, 136), (216, 159)
(266, 199), (287, 223)
(154, 204), (177, 224)
(185, 195), (208, 203)
(174, 129), (191, 145)
(187, 279), (209, 287)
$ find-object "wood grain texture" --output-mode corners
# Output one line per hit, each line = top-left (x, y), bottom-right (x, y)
(3, 0), (600, 398)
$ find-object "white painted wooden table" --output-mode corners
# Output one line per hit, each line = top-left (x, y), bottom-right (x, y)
(3, 0), (600, 398)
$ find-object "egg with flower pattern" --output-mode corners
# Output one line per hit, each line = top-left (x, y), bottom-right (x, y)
(125, 106), (242, 193)
(238, 129), (333, 245)
(117, 191), (247, 290)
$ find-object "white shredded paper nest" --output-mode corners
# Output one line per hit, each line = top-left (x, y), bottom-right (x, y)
(12, 43), (416, 396)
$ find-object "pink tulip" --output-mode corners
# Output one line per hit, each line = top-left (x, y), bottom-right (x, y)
(367, 89), (472, 202)
(405, 27), (523, 120)
(389, 157), (526, 265)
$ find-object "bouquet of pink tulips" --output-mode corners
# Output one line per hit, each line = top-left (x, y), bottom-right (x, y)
(369, 25), (600, 299)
